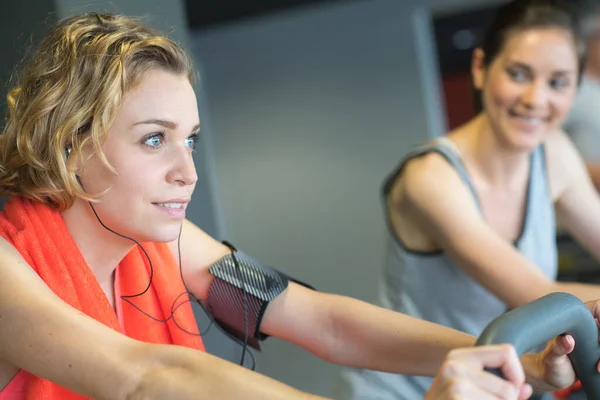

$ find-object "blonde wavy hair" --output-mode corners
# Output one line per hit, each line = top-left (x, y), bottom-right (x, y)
(0, 12), (195, 210)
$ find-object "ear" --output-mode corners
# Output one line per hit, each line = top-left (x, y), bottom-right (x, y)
(472, 48), (486, 90)
(65, 146), (83, 177)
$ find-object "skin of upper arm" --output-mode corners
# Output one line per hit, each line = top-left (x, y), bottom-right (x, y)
(169, 219), (230, 300)
(172, 220), (336, 357)
(0, 237), (147, 400)
(393, 153), (553, 309)
(585, 162), (600, 192)
(548, 131), (600, 262)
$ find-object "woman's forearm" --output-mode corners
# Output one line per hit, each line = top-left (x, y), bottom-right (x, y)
(130, 343), (329, 400)
(324, 295), (476, 376)
(553, 281), (600, 304)
(324, 295), (563, 390)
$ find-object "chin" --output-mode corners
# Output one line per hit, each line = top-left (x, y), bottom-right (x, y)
(123, 222), (182, 244)
(145, 227), (182, 244)
(503, 130), (545, 153)
(512, 137), (542, 152)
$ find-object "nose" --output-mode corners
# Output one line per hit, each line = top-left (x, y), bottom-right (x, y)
(520, 80), (547, 110)
(166, 147), (198, 186)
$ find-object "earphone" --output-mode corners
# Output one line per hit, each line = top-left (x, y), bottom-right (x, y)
(64, 145), (254, 368)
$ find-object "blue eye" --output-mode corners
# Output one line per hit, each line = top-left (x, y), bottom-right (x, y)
(144, 132), (164, 148)
(185, 133), (199, 150)
(507, 68), (527, 82)
(550, 78), (569, 90)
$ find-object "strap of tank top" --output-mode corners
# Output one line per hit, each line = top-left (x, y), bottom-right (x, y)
(530, 143), (544, 188)
(382, 136), (481, 209)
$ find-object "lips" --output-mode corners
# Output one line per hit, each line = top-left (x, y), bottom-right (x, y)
(154, 202), (186, 209)
(152, 199), (189, 219)
(507, 109), (549, 132)
(151, 198), (190, 208)
(508, 109), (549, 121)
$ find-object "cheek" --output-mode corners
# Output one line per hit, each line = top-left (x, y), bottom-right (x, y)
(111, 163), (155, 195)
(79, 157), (114, 193)
(486, 77), (519, 108)
(482, 71), (516, 110)
(549, 92), (576, 119)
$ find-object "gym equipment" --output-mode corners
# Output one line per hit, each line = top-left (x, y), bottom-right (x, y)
(476, 292), (600, 399)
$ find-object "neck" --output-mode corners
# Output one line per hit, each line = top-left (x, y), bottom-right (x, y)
(451, 113), (531, 188)
(61, 199), (135, 286)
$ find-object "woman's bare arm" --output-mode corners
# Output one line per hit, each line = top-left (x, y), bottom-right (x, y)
(172, 220), (579, 392)
(0, 237), (327, 400)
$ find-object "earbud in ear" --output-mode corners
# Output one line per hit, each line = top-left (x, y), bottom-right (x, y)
(65, 146), (83, 189)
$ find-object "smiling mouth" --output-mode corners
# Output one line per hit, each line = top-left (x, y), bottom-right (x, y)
(152, 202), (188, 219)
(153, 202), (186, 209)
(508, 109), (549, 123)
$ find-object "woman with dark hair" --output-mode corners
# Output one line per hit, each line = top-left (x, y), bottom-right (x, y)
(338, 0), (600, 398)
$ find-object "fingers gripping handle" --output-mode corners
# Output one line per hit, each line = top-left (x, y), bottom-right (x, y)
(475, 292), (600, 398)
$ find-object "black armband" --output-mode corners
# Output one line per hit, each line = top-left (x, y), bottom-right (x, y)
(206, 249), (314, 350)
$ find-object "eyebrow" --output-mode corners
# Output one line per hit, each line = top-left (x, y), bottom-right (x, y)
(506, 61), (575, 75)
(133, 119), (200, 132)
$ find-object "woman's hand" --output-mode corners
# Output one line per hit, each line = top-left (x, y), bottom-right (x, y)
(425, 344), (532, 400)
(534, 300), (600, 396)
(524, 335), (576, 391)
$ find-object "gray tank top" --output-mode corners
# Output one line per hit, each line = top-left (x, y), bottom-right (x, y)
(335, 138), (557, 400)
